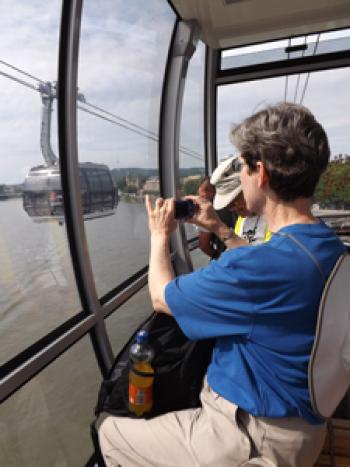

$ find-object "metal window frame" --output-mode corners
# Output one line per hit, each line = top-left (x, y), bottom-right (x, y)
(0, 314), (96, 403)
(1, 0), (111, 403)
(204, 46), (220, 174)
(217, 49), (350, 86)
(159, 19), (200, 275)
(57, 0), (114, 378)
(1, 1), (182, 403)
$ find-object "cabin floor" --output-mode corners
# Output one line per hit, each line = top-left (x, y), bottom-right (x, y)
(315, 418), (350, 466)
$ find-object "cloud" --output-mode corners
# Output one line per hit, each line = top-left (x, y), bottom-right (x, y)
(1, 1), (350, 184)
(0, 0), (176, 183)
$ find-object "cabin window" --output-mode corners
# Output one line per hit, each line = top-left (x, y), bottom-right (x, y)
(177, 40), (206, 247)
(106, 287), (154, 356)
(0, 0), (82, 364)
(77, 0), (176, 298)
(0, 335), (101, 466)
(179, 40), (206, 189)
(217, 68), (350, 163)
(217, 67), (350, 242)
(221, 28), (350, 70)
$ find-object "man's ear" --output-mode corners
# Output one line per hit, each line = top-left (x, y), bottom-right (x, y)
(256, 161), (269, 188)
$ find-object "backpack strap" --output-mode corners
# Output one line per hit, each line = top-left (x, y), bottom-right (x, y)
(90, 418), (107, 467)
(273, 231), (326, 283)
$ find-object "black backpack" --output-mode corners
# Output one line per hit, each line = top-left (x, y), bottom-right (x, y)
(90, 312), (214, 466)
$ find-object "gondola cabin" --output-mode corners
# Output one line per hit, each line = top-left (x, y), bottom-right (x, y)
(0, 0), (349, 466)
(23, 162), (118, 222)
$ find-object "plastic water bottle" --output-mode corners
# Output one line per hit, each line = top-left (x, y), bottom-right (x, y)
(128, 329), (155, 416)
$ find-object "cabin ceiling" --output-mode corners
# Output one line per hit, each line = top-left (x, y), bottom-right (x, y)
(170, 0), (350, 49)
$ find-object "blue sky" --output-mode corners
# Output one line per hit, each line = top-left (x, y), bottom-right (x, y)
(0, 1), (349, 184)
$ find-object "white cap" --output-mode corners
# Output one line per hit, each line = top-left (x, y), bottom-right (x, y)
(210, 155), (242, 210)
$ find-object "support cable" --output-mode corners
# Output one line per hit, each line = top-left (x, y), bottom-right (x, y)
(0, 61), (203, 162)
(284, 38), (291, 101)
(300, 33), (321, 105)
(82, 99), (201, 159)
(78, 104), (203, 161)
(0, 58), (45, 83)
(0, 70), (38, 91)
(293, 36), (307, 103)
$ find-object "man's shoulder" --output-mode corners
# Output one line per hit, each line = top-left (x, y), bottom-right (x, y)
(218, 241), (274, 268)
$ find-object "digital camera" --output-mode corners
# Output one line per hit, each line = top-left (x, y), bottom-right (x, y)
(174, 200), (196, 219)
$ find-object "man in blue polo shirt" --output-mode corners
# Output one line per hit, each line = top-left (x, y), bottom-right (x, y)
(99, 103), (346, 467)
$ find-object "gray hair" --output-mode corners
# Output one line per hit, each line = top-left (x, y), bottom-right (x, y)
(230, 102), (330, 201)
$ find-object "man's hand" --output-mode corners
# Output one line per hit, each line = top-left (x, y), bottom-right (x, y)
(145, 195), (178, 238)
(185, 195), (223, 233)
(186, 195), (248, 249)
(145, 195), (175, 315)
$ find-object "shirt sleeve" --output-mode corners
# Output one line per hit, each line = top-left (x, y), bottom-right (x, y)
(164, 247), (258, 340)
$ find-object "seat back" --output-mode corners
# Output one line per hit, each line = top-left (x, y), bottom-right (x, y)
(309, 253), (350, 419)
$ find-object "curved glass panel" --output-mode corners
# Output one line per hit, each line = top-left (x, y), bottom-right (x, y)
(77, 1), (176, 298)
(106, 286), (153, 356)
(0, 1), (81, 364)
(178, 41), (206, 240)
(217, 67), (350, 241)
(0, 336), (101, 466)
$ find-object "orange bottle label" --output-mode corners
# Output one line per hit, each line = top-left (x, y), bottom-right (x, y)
(129, 382), (153, 405)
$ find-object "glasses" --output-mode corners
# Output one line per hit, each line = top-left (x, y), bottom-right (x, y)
(222, 158), (242, 178)
(231, 158), (242, 173)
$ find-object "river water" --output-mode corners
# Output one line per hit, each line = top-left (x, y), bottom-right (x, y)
(0, 198), (150, 363)
(0, 197), (206, 467)
(0, 197), (200, 364)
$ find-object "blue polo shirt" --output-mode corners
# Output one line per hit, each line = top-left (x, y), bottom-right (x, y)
(165, 222), (346, 424)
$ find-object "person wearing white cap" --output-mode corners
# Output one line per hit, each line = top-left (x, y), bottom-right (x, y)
(197, 176), (237, 259)
(210, 156), (270, 245)
(99, 103), (347, 467)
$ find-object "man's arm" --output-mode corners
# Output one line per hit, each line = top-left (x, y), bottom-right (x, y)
(213, 223), (247, 249)
(148, 234), (174, 314)
(186, 196), (248, 249)
(145, 196), (176, 314)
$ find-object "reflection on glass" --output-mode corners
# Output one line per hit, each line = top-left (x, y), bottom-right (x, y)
(78, 0), (175, 297)
(106, 287), (154, 356)
(0, 1), (82, 364)
(0, 336), (101, 466)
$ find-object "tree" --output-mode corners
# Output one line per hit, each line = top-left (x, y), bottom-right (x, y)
(314, 161), (350, 208)
(123, 185), (138, 194)
(118, 176), (127, 190)
(182, 178), (201, 196)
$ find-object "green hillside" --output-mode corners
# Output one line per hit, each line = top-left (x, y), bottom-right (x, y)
(111, 167), (204, 183)
(314, 161), (350, 209)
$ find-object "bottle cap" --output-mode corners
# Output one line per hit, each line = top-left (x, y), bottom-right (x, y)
(136, 329), (149, 343)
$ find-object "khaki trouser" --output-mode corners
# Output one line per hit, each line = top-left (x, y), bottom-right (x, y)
(99, 379), (326, 467)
